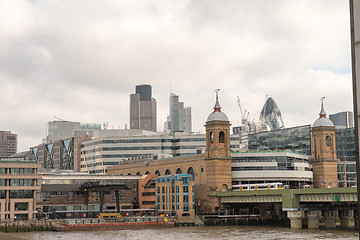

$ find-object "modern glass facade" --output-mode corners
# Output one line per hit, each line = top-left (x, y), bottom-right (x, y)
(246, 125), (357, 187)
(231, 151), (313, 189)
(247, 125), (312, 155)
(335, 127), (356, 187)
(30, 138), (74, 170)
(329, 111), (354, 128)
(169, 93), (192, 134)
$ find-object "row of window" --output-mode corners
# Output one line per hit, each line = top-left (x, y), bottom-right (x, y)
(82, 137), (220, 148)
(232, 166), (311, 171)
(0, 179), (36, 186)
(0, 168), (35, 174)
(82, 136), (240, 149)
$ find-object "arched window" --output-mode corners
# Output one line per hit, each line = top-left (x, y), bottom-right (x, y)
(136, 172), (141, 176)
(127, 173), (131, 175)
(187, 167), (194, 179)
(145, 171), (150, 175)
(210, 132), (214, 143)
(155, 170), (160, 176)
(165, 169), (171, 175)
(176, 168), (182, 174)
(326, 136), (331, 148)
(219, 131), (225, 144)
(221, 184), (228, 191)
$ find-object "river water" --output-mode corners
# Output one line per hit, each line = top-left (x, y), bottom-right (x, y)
(3, 225), (359, 240)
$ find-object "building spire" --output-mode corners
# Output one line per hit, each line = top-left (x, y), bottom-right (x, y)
(214, 89), (221, 112)
(319, 96), (327, 118)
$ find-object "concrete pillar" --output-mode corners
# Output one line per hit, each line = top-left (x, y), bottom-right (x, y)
(339, 209), (354, 228)
(306, 210), (320, 229)
(287, 211), (304, 229)
(323, 210), (337, 229)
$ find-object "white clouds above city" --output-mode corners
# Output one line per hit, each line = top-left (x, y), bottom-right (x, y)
(0, 0), (353, 151)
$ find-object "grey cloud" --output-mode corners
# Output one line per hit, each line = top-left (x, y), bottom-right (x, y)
(0, 0), (353, 151)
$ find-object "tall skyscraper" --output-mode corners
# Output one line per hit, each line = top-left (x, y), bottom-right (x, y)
(130, 84), (157, 132)
(259, 96), (285, 130)
(0, 131), (17, 157)
(168, 93), (191, 133)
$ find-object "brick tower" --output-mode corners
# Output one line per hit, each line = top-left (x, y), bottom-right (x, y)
(204, 89), (232, 204)
(312, 97), (339, 188)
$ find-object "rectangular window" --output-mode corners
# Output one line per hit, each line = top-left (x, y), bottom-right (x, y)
(11, 168), (20, 174)
(142, 192), (155, 196)
(43, 192), (50, 201)
(10, 190), (33, 199)
(15, 202), (28, 211)
(0, 190), (5, 199)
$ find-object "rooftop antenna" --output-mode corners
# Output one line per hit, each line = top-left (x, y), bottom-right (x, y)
(54, 116), (66, 121)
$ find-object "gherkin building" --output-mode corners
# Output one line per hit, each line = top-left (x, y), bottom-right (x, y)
(259, 97), (285, 131)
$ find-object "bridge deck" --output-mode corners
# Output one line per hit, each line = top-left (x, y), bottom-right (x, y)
(217, 188), (357, 210)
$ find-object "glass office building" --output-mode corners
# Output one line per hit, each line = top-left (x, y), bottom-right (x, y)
(335, 127), (356, 187)
(247, 125), (312, 155)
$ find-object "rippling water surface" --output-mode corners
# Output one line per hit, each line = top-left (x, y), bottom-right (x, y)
(6, 225), (359, 240)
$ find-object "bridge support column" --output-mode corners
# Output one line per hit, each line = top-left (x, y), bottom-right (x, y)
(339, 210), (354, 228)
(323, 210), (337, 229)
(287, 211), (304, 229)
(306, 210), (320, 229)
(354, 209), (359, 228)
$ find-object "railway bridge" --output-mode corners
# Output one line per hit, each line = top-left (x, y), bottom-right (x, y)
(217, 188), (357, 229)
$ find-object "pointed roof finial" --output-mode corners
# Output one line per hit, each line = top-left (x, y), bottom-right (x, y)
(319, 96), (326, 118)
(214, 89), (221, 112)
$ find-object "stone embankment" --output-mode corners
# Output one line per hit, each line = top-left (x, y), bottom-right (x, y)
(0, 220), (63, 232)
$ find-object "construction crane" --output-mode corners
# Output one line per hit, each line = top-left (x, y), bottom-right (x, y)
(237, 96), (250, 126)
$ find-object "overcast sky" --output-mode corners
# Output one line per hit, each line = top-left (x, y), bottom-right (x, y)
(0, 0), (353, 152)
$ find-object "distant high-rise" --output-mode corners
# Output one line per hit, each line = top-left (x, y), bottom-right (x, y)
(130, 84), (157, 132)
(0, 131), (17, 157)
(168, 93), (191, 133)
(329, 111), (354, 128)
(259, 97), (284, 131)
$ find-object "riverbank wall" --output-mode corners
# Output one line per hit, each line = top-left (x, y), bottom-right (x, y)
(0, 220), (63, 232)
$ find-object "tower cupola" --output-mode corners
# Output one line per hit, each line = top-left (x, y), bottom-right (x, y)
(313, 97), (334, 127)
(207, 89), (229, 122)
